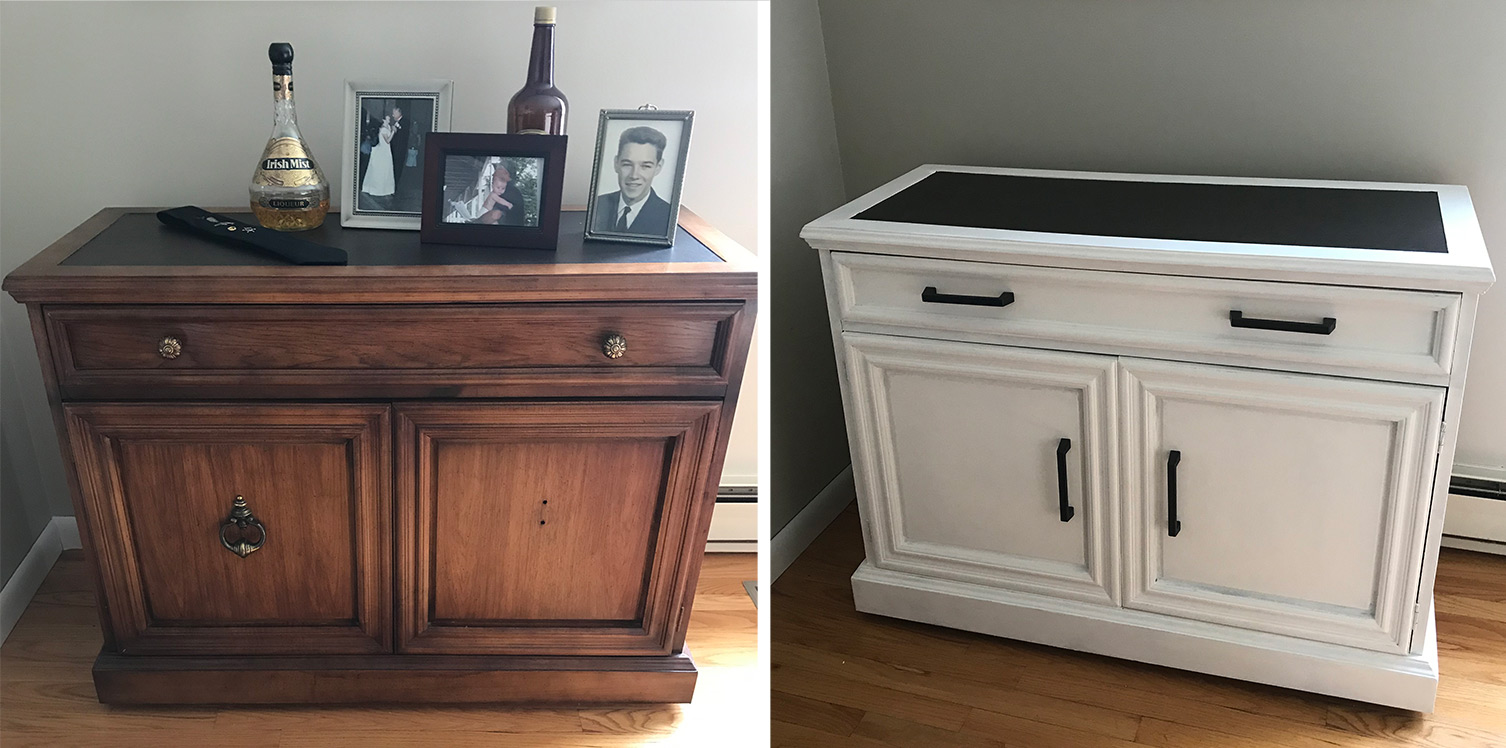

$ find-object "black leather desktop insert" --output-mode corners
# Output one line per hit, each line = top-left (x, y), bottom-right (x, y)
(855, 172), (1449, 254)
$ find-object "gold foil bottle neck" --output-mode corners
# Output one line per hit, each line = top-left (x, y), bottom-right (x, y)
(272, 75), (293, 101)
(534, 6), (556, 24)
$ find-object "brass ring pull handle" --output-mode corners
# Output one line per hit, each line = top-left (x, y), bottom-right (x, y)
(602, 333), (627, 359)
(219, 495), (266, 558)
(158, 336), (183, 360)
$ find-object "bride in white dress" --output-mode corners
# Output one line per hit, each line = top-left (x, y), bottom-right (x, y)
(361, 115), (396, 198)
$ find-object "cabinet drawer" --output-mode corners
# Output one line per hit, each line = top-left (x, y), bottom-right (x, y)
(46, 302), (744, 398)
(828, 251), (1459, 382)
(63, 403), (391, 656)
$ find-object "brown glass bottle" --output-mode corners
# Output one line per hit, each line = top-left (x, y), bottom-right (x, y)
(507, 6), (568, 135)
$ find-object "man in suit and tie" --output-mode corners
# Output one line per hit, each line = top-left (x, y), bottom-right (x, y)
(388, 106), (411, 185)
(593, 126), (673, 238)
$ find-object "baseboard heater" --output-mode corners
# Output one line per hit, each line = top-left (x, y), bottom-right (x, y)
(707, 485), (756, 551)
(1442, 473), (1506, 556)
(1450, 475), (1506, 502)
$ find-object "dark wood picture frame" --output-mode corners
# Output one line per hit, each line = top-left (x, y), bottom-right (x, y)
(584, 110), (694, 247)
(420, 132), (567, 249)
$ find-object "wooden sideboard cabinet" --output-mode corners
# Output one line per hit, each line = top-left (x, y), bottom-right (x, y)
(2, 209), (756, 705)
(802, 166), (1495, 711)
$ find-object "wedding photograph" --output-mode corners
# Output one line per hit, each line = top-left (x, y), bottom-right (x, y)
(356, 97), (432, 211)
(584, 109), (693, 245)
(340, 80), (452, 229)
(441, 155), (544, 227)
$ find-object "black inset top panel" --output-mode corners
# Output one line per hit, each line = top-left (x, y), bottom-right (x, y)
(62, 210), (722, 266)
(854, 172), (1449, 254)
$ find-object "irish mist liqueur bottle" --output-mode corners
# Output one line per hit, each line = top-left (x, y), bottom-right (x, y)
(507, 7), (568, 135)
(250, 42), (329, 230)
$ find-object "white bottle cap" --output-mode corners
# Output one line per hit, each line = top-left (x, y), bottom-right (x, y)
(535, 6), (556, 24)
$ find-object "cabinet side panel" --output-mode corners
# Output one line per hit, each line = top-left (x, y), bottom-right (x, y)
(28, 304), (119, 648)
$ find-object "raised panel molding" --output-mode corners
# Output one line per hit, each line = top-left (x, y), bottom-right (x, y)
(394, 401), (721, 657)
(1118, 358), (1444, 653)
(63, 404), (392, 656)
(842, 332), (1117, 605)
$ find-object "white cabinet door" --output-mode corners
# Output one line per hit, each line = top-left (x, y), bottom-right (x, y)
(1120, 358), (1444, 653)
(842, 332), (1117, 605)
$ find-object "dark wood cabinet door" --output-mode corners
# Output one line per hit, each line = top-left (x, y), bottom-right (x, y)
(396, 402), (722, 655)
(64, 404), (391, 655)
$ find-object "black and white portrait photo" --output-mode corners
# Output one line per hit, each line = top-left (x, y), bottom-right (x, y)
(340, 81), (452, 229)
(442, 155), (544, 228)
(585, 110), (693, 246)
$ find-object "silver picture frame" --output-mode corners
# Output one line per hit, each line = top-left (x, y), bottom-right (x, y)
(584, 109), (694, 246)
(340, 79), (453, 230)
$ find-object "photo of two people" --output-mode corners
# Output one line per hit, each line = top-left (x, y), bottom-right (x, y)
(440, 155), (544, 227)
(355, 96), (435, 213)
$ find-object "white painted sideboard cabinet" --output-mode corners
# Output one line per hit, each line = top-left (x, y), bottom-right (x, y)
(801, 166), (1495, 711)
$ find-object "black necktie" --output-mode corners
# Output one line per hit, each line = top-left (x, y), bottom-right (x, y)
(615, 206), (631, 231)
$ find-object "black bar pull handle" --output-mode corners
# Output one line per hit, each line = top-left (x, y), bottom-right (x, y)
(1229, 310), (1336, 336)
(922, 286), (1015, 307)
(1056, 438), (1075, 523)
(1166, 450), (1182, 537)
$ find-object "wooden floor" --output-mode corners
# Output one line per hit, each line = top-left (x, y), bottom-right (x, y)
(773, 504), (1506, 748)
(1, 550), (759, 747)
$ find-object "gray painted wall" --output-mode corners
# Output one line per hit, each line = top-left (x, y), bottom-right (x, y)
(817, 0), (1506, 474)
(1, 351), (60, 585)
(771, 0), (851, 535)
(0, 1), (760, 588)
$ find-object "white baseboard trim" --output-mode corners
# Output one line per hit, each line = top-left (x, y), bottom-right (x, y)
(771, 466), (856, 583)
(1440, 535), (1506, 556)
(706, 541), (757, 553)
(55, 516), (80, 550)
(1, 516), (81, 645)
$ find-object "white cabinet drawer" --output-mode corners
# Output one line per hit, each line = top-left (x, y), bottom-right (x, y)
(828, 251), (1460, 383)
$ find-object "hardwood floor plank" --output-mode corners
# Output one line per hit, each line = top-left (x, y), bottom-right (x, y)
(854, 711), (1009, 748)
(578, 707), (683, 734)
(1134, 717), (1317, 748)
(960, 706), (1144, 748)
(770, 690), (866, 737)
(773, 719), (894, 748)
(779, 641), (1140, 740)
(0, 680), (218, 732)
(1, 728), (283, 748)
(1014, 671), (1364, 748)
(773, 660), (972, 730)
(1324, 705), (1506, 748)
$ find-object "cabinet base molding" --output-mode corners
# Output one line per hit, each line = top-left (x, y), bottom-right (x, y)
(851, 562), (1440, 712)
(92, 650), (698, 705)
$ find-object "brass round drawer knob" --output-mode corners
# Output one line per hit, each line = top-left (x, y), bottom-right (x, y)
(158, 336), (182, 360)
(602, 333), (627, 359)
